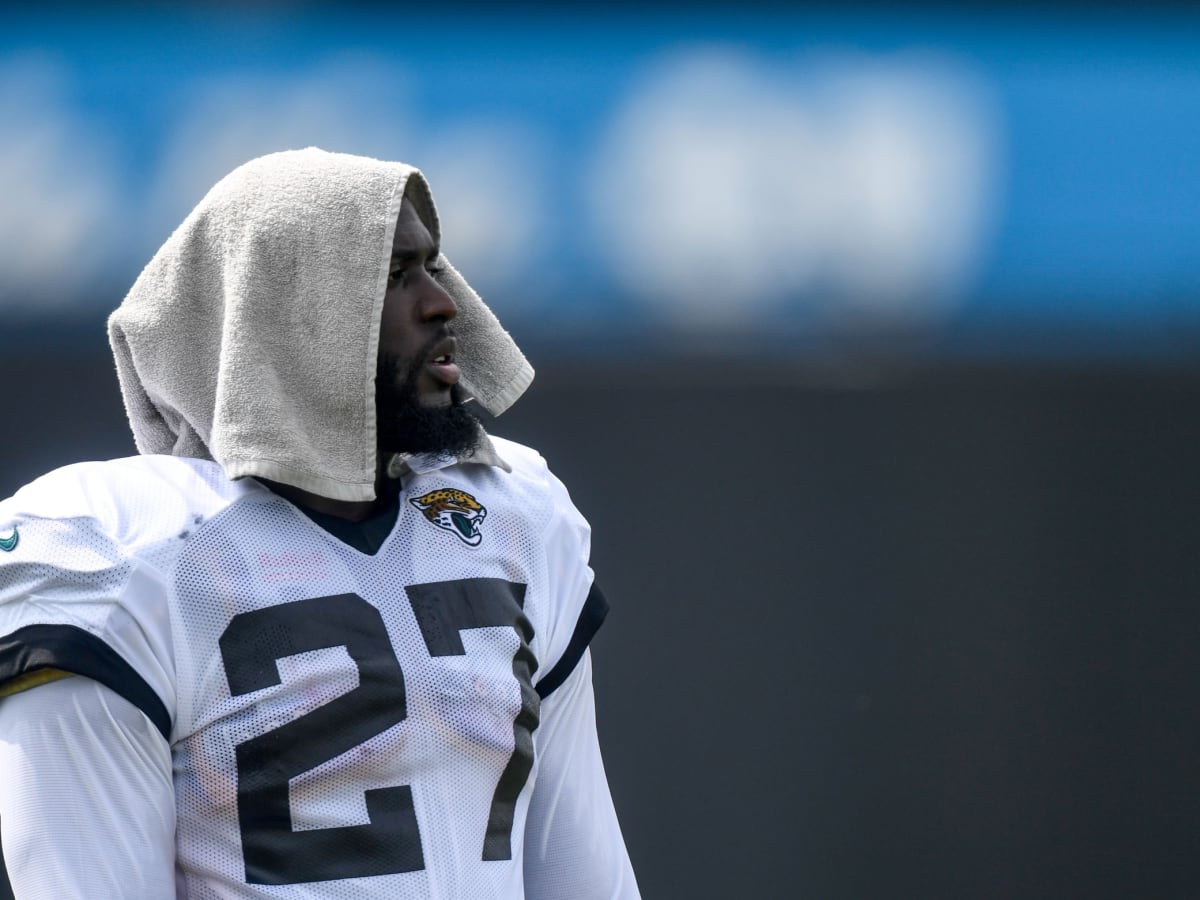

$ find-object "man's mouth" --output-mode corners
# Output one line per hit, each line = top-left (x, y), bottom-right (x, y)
(427, 337), (460, 386)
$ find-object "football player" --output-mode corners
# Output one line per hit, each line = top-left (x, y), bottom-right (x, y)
(0, 149), (639, 898)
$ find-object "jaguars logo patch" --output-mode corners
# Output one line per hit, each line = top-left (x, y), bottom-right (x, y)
(409, 488), (487, 546)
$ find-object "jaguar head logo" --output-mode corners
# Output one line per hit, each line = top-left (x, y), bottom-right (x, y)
(409, 488), (487, 546)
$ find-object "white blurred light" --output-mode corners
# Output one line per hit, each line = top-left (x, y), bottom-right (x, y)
(0, 54), (122, 309)
(143, 55), (415, 243)
(417, 123), (550, 306)
(587, 47), (1002, 328)
(144, 58), (546, 307)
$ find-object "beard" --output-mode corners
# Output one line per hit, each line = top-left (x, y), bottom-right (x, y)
(376, 349), (482, 459)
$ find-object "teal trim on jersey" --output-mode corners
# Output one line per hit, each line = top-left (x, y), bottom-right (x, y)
(0, 527), (17, 552)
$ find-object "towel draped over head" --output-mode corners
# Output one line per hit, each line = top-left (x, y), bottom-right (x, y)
(107, 147), (533, 502)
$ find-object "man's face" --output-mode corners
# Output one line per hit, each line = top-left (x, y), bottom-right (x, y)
(376, 198), (481, 458)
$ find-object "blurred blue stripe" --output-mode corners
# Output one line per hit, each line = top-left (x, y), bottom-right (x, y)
(1, 5), (1198, 355)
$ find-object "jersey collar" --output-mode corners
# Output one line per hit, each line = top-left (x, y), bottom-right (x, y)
(383, 426), (511, 479)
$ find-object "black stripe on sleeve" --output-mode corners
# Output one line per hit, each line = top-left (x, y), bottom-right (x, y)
(0, 624), (171, 741)
(535, 581), (610, 700)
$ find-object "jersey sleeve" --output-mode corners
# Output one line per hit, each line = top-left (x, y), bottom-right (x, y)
(0, 676), (176, 898)
(532, 465), (609, 700)
(525, 651), (640, 898)
(0, 466), (176, 740)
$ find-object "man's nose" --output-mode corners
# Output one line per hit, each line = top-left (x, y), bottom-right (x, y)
(419, 273), (458, 322)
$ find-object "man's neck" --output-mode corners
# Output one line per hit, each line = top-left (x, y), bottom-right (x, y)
(259, 474), (400, 522)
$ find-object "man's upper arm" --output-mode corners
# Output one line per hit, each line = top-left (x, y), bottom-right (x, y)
(0, 465), (183, 897)
(0, 676), (176, 899)
(528, 461), (609, 701)
(525, 651), (640, 899)
(0, 465), (178, 740)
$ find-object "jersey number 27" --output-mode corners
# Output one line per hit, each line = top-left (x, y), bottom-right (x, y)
(218, 578), (537, 885)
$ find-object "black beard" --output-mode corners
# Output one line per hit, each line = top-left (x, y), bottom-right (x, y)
(376, 351), (482, 459)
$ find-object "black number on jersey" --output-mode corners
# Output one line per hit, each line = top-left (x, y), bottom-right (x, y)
(219, 593), (420, 884)
(218, 580), (537, 886)
(407, 578), (536, 861)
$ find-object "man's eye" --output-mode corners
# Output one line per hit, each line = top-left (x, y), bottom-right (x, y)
(425, 263), (444, 277)
(389, 269), (408, 287)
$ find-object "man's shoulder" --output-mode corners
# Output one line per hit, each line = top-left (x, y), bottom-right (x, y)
(487, 435), (548, 477)
(477, 436), (566, 498)
(477, 436), (586, 524)
(2, 454), (237, 515)
(0, 455), (251, 553)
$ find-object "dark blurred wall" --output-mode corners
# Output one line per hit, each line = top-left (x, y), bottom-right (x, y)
(2, 349), (1198, 899)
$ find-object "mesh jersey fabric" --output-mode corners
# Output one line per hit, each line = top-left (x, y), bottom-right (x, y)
(0, 655), (638, 900)
(0, 440), (615, 898)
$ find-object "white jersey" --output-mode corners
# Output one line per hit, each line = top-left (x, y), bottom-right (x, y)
(0, 441), (631, 898)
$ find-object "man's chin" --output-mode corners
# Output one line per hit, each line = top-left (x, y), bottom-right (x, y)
(379, 399), (481, 459)
(419, 390), (454, 410)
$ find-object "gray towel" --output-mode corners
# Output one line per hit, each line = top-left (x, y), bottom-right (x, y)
(108, 147), (534, 502)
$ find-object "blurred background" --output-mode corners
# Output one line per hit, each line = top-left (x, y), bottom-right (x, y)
(2, 1), (1199, 897)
